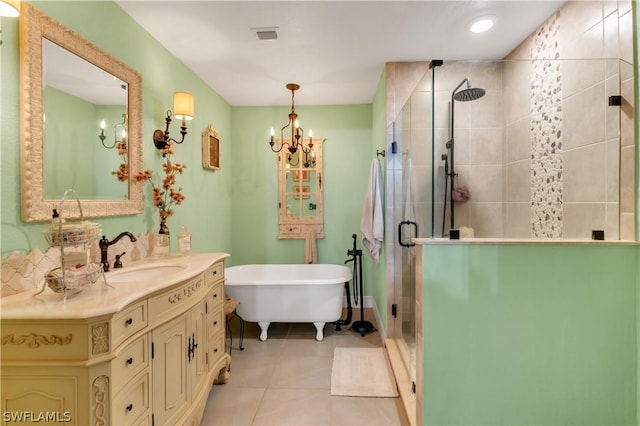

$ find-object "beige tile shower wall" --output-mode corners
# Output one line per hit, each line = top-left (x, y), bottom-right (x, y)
(385, 62), (430, 128)
(620, 60), (635, 239)
(559, 1), (634, 239)
(502, 7), (533, 238)
(503, 0), (634, 240)
(562, 65), (609, 238)
(433, 62), (505, 237)
(410, 80), (434, 238)
(503, 60), (532, 237)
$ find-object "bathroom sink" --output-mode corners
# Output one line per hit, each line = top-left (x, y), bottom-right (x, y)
(107, 264), (186, 283)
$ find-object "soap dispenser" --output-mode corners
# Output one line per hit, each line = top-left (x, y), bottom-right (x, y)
(50, 209), (63, 230)
(178, 225), (192, 254)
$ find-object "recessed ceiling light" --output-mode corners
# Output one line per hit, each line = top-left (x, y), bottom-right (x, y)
(469, 16), (496, 33)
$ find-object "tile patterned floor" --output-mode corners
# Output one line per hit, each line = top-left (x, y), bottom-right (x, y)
(201, 311), (409, 425)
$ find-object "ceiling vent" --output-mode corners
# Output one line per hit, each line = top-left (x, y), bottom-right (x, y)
(253, 27), (279, 40)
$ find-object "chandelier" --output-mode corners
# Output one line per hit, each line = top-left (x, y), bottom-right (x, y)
(269, 83), (313, 156)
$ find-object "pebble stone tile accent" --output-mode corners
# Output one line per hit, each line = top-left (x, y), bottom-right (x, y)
(530, 12), (563, 238)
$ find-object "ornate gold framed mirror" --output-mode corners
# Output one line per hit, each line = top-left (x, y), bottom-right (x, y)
(20, 3), (143, 221)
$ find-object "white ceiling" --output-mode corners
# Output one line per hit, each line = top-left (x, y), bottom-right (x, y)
(115, 1), (566, 106)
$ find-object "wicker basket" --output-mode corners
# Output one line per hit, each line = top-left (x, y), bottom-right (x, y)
(43, 221), (102, 247)
(45, 263), (104, 294)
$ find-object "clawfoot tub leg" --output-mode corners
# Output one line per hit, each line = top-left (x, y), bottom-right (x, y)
(258, 321), (270, 341)
(313, 322), (325, 341)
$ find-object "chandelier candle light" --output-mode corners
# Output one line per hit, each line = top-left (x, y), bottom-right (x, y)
(269, 83), (314, 160)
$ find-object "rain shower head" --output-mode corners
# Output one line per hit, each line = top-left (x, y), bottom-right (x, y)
(453, 87), (486, 102)
(452, 78), (486, 102)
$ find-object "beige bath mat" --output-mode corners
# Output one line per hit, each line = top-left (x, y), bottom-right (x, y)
(331, 347), (398, 397)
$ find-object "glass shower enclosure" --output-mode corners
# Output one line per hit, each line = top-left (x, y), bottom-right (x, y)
(386, 58), (635, 386)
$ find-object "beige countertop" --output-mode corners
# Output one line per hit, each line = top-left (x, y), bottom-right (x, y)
(1, 252), (229, 320)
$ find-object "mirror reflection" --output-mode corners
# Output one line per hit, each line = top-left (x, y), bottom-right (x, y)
(42, 39), (129, 200)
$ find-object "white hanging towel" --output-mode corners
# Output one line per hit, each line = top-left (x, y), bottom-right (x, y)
(360, 158), (384, 263)
(304, 229), (318, 264)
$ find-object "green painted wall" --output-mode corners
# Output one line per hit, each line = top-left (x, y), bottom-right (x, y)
(419, 243), (638, 425)
(229, 104), (380, 291)
(1, 1), (233, 256)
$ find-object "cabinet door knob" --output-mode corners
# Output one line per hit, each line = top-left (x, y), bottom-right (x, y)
(126, 357), (133, 365)
(213, 293), (218, 298)
(214, 348), (218, 353)
(125, 318), (133, 326)
(213, 270), (217, 275)
(126, 404), (133, 412)
(213, 321), (218, 326)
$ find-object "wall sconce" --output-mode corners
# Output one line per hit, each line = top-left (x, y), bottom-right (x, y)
(98, 113), (127, 149)
(153, 91), (194, 152)
(0, 0), (20, 17)
(269, 83), (313, 155)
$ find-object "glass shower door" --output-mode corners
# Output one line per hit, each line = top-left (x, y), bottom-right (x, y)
(390, 69), (433, 385)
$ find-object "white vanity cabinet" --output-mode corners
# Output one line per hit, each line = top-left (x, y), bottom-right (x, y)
(0, 253), (230, 426)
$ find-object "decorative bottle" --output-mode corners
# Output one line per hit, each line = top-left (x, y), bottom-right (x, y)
(154, 219), (170, 256)
(178, 225), (191, 254)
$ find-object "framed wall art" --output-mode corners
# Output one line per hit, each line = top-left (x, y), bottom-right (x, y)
(202, 124), (220, 170)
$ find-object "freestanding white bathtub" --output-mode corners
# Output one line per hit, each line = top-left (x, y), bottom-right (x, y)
(225, 264), (352, 341)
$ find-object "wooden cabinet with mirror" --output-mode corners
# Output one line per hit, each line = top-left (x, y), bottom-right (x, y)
(278, 139), (324, 239)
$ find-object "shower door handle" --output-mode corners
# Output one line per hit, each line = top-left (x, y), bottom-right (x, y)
(398, 221), (417, 247)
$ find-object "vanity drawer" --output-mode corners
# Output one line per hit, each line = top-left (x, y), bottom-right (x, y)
(112, 370), (149, 426)
(112, 300), (148, 349)
(112, 334), (149, 394)
(209, 281), (224, 309)
(209, 331), (226, 367)
(209, 306), (225, 337)
(148, 274), (206, 325)
(206, 262), (224, 286)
